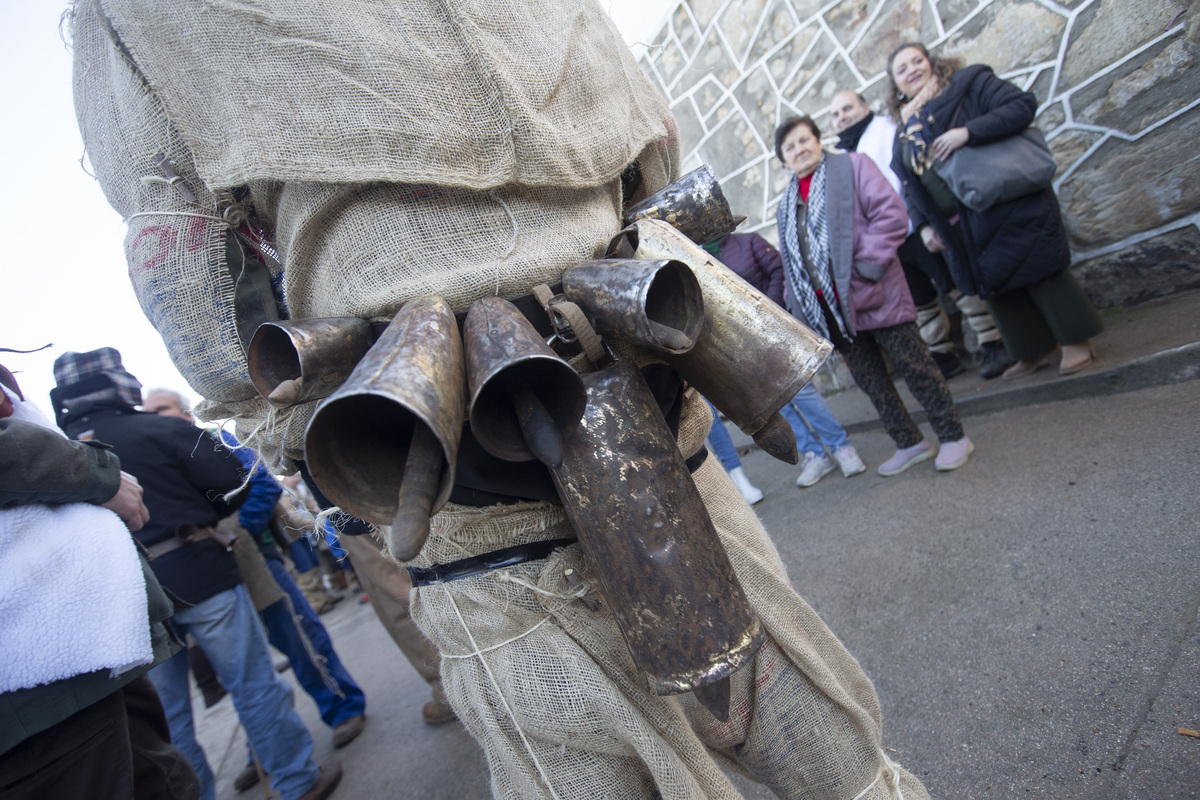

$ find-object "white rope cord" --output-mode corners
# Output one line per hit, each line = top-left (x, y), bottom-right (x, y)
(440, 583), (564, 800)
(489, 188), (519, 296)
(439, 615), (553, 659)
(850, 750), (907, 800)
(494, 570), (592, 603)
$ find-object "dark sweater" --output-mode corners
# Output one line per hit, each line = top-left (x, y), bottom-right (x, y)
(62, 405), (248, 605)
(890, 64), (1071, 298)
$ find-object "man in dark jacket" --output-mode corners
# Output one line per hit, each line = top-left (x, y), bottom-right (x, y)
(51, 349), (341, 800)
(0, 359), (197, 800)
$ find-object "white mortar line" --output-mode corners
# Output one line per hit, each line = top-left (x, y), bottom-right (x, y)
(930, 0), (946, 40)
(1027, 0), (1073, 17)
(1045, 0), (1091, 102)
(1072, 212), (1200, 263)
(1052, 23), (1184, 101)
(1053, 131), (1110, 189)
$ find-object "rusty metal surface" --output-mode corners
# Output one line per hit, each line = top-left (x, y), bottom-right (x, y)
(464, 296), (586, 464)
(304, 296), (464, 527)
(622, 164), (744, 245)
(561, 259), (704, 355)
(611, 219), (832, 447)
(248, 317), (373, 408)
(552, 362), (764, 696)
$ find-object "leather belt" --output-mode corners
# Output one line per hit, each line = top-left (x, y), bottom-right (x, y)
(143, 524), (236, 560)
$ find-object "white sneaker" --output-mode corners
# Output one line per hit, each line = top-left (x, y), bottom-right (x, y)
(728, 466), (764, 505)
(796, 452), (836, 487)
(831, 444), (866, 477)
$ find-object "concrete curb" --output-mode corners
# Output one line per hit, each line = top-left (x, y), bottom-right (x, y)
(842, 340), (1200, 435)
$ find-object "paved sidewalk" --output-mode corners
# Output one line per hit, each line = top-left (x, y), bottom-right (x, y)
(820, 289), (1200, 435)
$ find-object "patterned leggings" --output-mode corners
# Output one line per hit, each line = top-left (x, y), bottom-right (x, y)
(829, 320), (964, 448)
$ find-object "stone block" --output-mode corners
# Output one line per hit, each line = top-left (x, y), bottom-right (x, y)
(1035, 101), (1067, 133)
(679, 30), (740, 103)
(747, 0), (800, 69)
(1057, 112), (1200, 249)
(721, 159), (772, 225)
(1048, 129), (1101, 175)
(782, 31), (836, 100)
(639, 56), (670, 102)
(733, 65), (782, 147)
(1070, 37), (1198, 134)
(1073, 226), (1200, 308)
(695, 75), (728, 120)
(824, 0), (873, 51)
(699, 103), (763, 180)
(654, 36), (688, 88)
(671, 97), (705, 160)
(801, 56), (862, 117)
(1026, 67), (1054, 105)
(1060, 0), (1183, 89)
(936, 0), (982, 32)
(938, 0), (1067, 75)
(850, 0), (924, 77)
(765, 24), (819, 84)
(672, 4), (702, 55)
(719, 0), (770, 58)
(690, 0), (726, 29)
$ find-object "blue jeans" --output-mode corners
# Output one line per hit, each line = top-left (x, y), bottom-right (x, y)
(261, 557), (367, 728)
(705, 399), (742, 471)
(778, 383), (850, 457)
(148, 585), (319, 800)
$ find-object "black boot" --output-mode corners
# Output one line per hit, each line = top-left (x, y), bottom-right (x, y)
(979, 341), (1014, 379)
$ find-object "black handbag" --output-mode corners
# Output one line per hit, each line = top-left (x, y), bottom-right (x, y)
(933, 126), (1057, 212)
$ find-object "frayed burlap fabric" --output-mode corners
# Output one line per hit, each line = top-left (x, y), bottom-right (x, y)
(408, 394), (929, 799)
(71, 0), (677, 448)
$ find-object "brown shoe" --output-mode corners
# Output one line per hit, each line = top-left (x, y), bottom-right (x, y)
(1059, 341), (1095, 375)
(1001, 354), (1050, 381)
(331, 715), (366, 748)
(422, 699), (457, 725)
(296, 757), (342, 800)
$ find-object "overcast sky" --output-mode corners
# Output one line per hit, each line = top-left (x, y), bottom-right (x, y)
(1, 0), (675, 414)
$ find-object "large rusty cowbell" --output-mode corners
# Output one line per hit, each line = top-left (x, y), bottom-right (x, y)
(247, 318), (374, 408)
(304, 296), (465, 561)
(623, 164), (746, 246)
(552, 361), (765, 721)
(561, 259), (705, 355)
(610, 219), (834, 465)
(463, 297), (586, 467)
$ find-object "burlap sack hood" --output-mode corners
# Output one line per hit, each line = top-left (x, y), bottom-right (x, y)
(96, 0), (672, 191)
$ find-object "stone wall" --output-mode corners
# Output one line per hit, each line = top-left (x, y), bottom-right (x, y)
(637, 0), (1200, 309)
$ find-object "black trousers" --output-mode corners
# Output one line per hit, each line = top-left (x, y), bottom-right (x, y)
(828, 315), (964, 448)
(0, 675), (199, 800)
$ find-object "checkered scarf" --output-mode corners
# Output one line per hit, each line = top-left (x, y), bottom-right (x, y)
(778, 160), (848, 340)
(52, 348), (143, 408)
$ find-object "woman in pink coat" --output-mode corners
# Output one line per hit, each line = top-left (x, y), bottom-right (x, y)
(773, 114), (974, 474)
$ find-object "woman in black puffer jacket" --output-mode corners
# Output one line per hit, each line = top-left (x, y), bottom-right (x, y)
(887, 42), (1103, 379)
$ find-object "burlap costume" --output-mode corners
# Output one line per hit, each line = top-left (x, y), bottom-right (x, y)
(71, 1), (929, 797)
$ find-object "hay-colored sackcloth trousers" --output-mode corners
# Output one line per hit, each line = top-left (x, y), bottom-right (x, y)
(405, 395), (929, 800)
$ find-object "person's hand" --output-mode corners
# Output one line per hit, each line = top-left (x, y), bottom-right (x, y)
(921, 226), (947, 253)
(101, 471), (151, 531)
(931, 127), (970, 162)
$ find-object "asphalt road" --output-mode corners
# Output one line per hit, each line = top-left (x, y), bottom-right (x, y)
(201, 379), (1200, 800)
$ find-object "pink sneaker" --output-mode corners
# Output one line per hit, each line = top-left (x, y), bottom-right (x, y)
(935, 437), (975, 471)
(876, 441), (935, 477)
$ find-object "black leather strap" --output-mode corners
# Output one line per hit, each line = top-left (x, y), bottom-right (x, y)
(408, 537), (577, 587)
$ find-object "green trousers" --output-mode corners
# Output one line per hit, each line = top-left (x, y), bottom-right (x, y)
(986, 270), (1103, 361)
